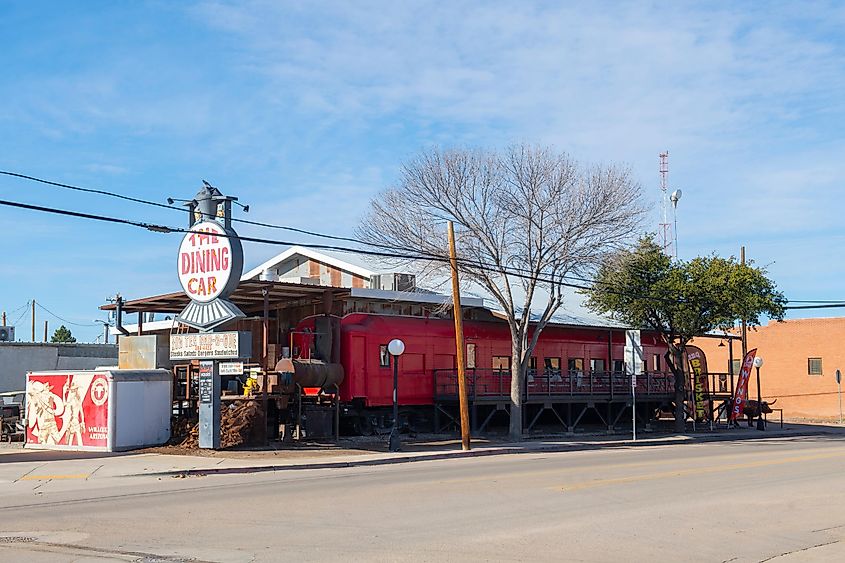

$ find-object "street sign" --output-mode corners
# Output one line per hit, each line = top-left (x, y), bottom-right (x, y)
(219, 361), (244, 376)
(836, 369), (841, 385)
(624, 330), (643, 375)
(624, 330), (643, 441)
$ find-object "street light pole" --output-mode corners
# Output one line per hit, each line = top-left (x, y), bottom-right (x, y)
(93, 320), (110, 344)
(388, 338), (405, 452)
(754, 356), (765, 431)
(670, 189), (682, 259)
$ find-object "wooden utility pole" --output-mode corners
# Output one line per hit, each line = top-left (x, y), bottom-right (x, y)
(1, 311), (6, 326)
(43, 320), (48, 343)
(740, 247), (748, 359)
(31, 299), (36, 342)
(448, 221), (471, 451)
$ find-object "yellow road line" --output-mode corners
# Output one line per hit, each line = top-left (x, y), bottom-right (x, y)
(558, 450), (845, 492)
(20, 473), (90, 481)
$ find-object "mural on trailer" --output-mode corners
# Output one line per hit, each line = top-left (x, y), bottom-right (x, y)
(25, 372), (109, 448)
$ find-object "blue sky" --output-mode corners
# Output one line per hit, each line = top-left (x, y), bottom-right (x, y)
(1, 1), (844, 342)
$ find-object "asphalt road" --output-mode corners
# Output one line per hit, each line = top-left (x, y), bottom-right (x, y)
(2, 435), (845, 562)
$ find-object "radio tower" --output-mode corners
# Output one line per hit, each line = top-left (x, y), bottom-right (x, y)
(658, 151), (672, 257)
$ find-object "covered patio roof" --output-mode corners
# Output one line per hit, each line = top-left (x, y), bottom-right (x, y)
(100, 280), (351, 315)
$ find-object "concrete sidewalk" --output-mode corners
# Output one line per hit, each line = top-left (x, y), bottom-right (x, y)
(2, 423), (843, 485)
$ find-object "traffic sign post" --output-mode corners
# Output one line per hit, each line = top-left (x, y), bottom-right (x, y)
(631, 368), (636, 441)
(837, 369), (842, 425)
(625, 330), (643, 441)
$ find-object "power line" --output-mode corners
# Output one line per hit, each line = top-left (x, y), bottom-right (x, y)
(0, 169), (383, 247)
(35, 301), (97, 327)
(784, 303), (845, 310)
(0, 172), (797, 307)
(0, 170), (177, 211)
(5, 301), (29, 317)
(0, 197), (685, 305)
(0, 169), (654, 289)
(12, 301), (30, 326)
(786, 300), (845, 304)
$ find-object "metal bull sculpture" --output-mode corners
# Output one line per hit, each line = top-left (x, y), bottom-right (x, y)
(742, 399), (777, 427)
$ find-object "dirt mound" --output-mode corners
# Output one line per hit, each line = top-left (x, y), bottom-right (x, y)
(175, 401), (264, 449)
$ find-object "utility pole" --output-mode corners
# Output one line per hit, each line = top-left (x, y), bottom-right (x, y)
(43, 320), (48, 343)
(448, 221), (471, 451)
(740, 247), (748, 360)
(31, 299), (36, 342)
(1, 311), (6, 326)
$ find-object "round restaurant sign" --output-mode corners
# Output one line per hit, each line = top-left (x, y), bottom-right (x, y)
(177, 220), (236, 303)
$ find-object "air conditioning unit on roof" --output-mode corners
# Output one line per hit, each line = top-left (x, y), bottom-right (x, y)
(370, 273), (416, 292)
(0, 326), (15, 342)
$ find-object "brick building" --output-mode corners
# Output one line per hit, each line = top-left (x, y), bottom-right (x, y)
(693, 317), (845, 421)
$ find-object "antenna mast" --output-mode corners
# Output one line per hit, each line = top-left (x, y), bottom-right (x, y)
(658, 151), (672, 256)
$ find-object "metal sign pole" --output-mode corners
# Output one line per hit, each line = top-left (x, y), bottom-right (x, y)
(837, 369), (842, 425)
(625, 330), (642, 442)
(631, 343), (636, 441)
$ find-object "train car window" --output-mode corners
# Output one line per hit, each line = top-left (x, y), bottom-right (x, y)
(567, 358), (584, 373)
(379, 345), (390, 367)
(544, 357), (561, 372)
(590, 359), (606, 374)
(544, 357), (562, 382)
(612, 359), (624, 374)
(527, 357), (537, 383)
(466, 343), (476, 369)
(652, 354), (662, 372)
(492, 356), (511, 372)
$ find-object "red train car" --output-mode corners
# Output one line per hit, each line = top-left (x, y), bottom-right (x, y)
(293, 312), (671, 411)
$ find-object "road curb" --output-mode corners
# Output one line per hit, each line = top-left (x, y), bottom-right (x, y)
(131, 428), (834, 479)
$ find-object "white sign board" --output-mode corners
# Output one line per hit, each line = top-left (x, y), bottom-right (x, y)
(177, 221), (234, 303)
(624, 330), (644, 376)
(218, 361), (244, 376)
(169, 331), (250, 360)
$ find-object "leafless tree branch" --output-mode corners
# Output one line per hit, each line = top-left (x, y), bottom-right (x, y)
(357, 145), (645, 439)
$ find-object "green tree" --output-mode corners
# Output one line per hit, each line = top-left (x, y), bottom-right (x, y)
(584, 236), (786, 431)
(51, 325), (77, 343)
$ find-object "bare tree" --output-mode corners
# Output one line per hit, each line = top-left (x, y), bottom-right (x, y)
(358, 145), (644, 439)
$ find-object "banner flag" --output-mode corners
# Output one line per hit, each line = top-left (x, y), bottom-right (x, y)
(687, 346), (710, 422)
(730, 349), (757, 422)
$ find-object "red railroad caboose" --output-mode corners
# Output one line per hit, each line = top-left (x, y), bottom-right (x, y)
(293, 313), (676, 433)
